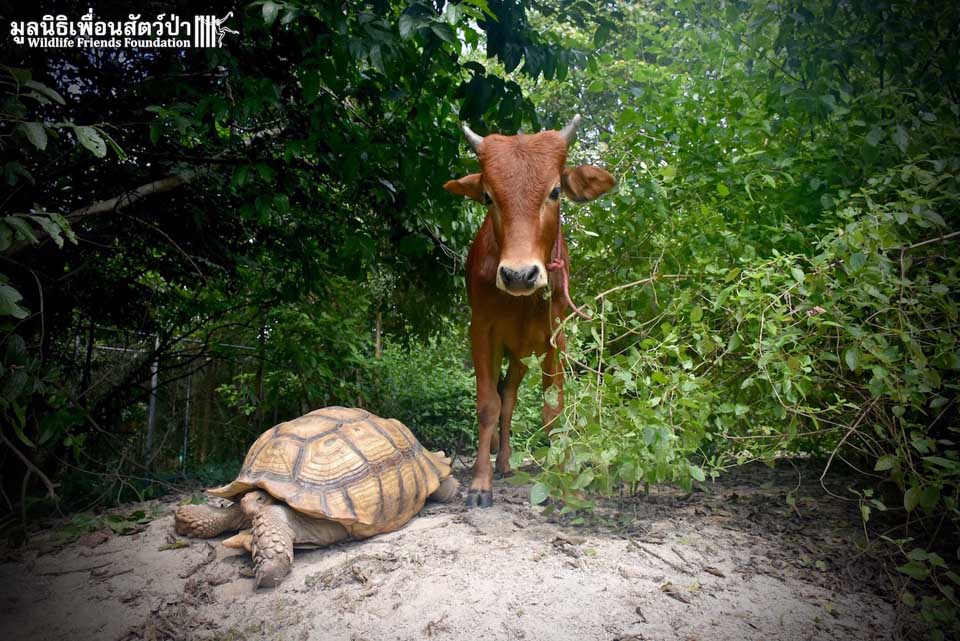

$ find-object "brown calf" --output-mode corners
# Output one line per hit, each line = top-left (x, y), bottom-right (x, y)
(444, 115), (614, 507)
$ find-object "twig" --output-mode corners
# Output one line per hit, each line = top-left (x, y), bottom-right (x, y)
(630, 539), (693, 575)
(0, 430), (57, 500)
(550, 273), (688, 347)
(35, 561), (111, 576)
(29, 269), (44, 360)
(819, 397), (879, 501)
(178, 541), (216, 579)
(786, 458), (803, 518)
(893, 230), (959, 251)
(93, 567), (134, 582)
(671, 545), (691, 565)
(130, 216), (205, 279)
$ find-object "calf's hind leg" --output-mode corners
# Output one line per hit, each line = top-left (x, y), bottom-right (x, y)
(495, 357), (527, 477)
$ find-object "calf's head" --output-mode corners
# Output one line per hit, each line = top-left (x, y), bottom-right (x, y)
(444, 115), (614, 296)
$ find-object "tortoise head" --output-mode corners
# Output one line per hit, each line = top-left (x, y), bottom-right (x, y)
(240, 489), (276, 517)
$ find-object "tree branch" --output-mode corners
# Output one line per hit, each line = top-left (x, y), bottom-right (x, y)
(7, 170), (202, 256)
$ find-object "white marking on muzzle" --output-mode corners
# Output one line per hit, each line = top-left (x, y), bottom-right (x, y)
(496, 260), (549, 296)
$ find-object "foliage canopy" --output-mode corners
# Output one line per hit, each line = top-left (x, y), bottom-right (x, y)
(1, 0), (958, 635)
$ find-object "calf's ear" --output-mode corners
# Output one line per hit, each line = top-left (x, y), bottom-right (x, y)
(562, 165), (615, 202)
(443, 173), (484, 203)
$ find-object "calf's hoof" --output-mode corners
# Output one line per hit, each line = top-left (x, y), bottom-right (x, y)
(465, 489), (493, 509)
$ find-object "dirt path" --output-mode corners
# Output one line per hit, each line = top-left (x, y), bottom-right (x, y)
(0, 462), (901, 641)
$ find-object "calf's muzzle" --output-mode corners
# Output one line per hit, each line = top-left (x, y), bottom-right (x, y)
(497, 262), (546, 295)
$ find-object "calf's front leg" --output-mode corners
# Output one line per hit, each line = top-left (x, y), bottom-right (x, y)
(467, 322), (501, 508)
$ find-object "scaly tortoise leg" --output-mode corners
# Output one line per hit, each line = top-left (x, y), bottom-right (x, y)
(174, 501), (247, 538)
(241, 490), (350, 588)
(241, 491), (295, 588)
(429, 475), (461, 503)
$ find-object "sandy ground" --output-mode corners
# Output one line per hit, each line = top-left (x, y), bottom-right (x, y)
(0, 461), (904, 641)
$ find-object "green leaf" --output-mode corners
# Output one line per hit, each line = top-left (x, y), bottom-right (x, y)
(594, 22), (611, 48)
(873, 455), (897, 471)
(896, 562), (929, 581)
(688, 465), (706, 482)
(904, 486), (921, 512)
(11, 412), (35, 447)
(919, 485), (941, 509)
(430, 23), (457, 46)
(844, 347), (859, 371)
(530, 482), (549, 505)
(790, 267), (805, 283)
(848, 252), (866, 271)
(47, 212), (76, 244)
(572, 469), (595, 489)
(24, 80), (64, 105)
(369, 45), (385, 75)
(690, 305), (703, 323)
(462, 0), (496, 19)
(0, 284), (29, 319)
(20, 122), (47, 151)
(891, 124), (909, 153)
(716, 182), (730, 197)
(922, 457), (956, 469)
(262, 2), (279, 26)
(301, 71), (320, 104)
(399, 14), (420, 39)
(33, 215), (64, 248)
(4, 216), (38, 243)
(75, 126), (107, 158)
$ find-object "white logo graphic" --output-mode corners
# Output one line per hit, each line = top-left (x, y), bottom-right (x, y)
(10, 8), (239, 49)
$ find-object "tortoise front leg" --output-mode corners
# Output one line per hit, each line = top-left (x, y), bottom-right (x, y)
(175, 501), (247, 538)
(242, 491), (295, 588)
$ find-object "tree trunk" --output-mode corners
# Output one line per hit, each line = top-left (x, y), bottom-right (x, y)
(254, 324), (266, 431)
(144, 336), (160, 465)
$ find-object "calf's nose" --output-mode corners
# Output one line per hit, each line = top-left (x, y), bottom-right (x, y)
(499, 264), (541, 292)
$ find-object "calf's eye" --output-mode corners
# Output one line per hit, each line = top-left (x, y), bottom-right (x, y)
(549, 186), (561, 200)
(483, 192), (493, 205)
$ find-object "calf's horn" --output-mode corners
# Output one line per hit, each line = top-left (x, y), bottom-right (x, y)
(560, 113), (582, 145)
(462, 123), (484, 153)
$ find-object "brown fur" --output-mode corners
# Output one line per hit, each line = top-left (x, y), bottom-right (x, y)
(445, 126), (614, 500)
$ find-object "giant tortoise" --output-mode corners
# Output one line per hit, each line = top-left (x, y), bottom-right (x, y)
(174, 407), (459, 587)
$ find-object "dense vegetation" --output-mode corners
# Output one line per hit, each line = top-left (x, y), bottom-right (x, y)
(2, 0), (958, 635)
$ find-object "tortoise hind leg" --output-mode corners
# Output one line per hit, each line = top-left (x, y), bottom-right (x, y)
(429, 476), (461, 503)
(175, 502), (247, 538)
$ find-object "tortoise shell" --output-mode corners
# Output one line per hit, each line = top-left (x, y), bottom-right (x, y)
(209, 407), (450, 528)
